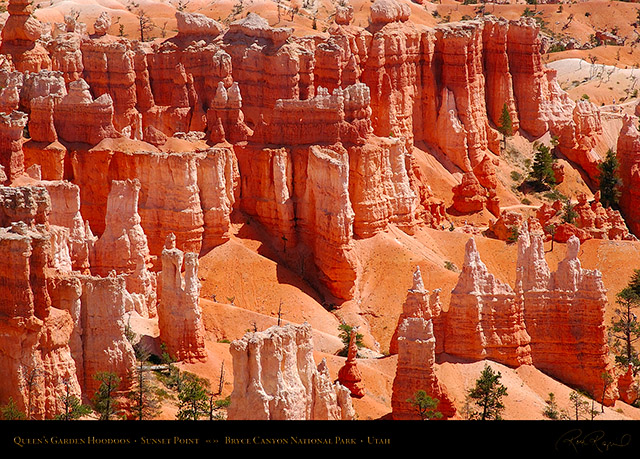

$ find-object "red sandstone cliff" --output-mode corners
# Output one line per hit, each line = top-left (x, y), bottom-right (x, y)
(91, 178), (156, 317)
(0, 184), (137, 417)
(0, 6), (599, 301)
(0, 0), (50, 73)
(71, 142), (237, 257)
(0, 3), (634, 420)
(0, 221), (81, 419)
(534, 192), (635, 243)
(617, 114), (640, 238)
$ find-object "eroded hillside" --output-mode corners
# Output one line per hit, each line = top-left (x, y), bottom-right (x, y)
(1, 0), (640, 424)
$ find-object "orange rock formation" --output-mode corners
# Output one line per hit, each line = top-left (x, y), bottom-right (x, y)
(443, 238), (532, 367)
(516, 222), (618, 405)
(0, 1), (636, 421)
(0, 221), (81, 419)
(391, 267), (456, 419)
(618, 114), (640, 238)
(337, 327), (366, 398)
(158, 233), (206, 362)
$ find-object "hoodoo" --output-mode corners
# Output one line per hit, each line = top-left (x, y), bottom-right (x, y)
(228, 323), (355, 420)
(391, 267), (456, 420)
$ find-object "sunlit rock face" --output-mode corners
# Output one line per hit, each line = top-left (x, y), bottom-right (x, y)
(228, 323), (355, 420)
(157, 233), (206, 363)
(443, 238), (532, 368)
(516, 223), (617, 405)
(617, 114), (640, 238)
(0, 3), (623, 417)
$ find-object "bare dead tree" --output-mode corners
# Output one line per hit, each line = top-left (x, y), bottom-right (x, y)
(23, 367), (41, 420)
(136, 8), (155, 42)
(174, 0), (190, 11)
(217, 361), (225, 396)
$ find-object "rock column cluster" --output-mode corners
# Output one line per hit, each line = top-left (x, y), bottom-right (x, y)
(228, 323), (355, 420)
(432, 223), (617, 405)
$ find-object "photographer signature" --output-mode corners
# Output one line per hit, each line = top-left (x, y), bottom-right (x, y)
(556, 429), (631, 454)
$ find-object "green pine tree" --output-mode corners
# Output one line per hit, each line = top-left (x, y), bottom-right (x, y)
(176, 373), (210, 421)
(609, 285), (640, 375)
(467, 364), (508, 420)
(625, 268), (640, 298)
(0, 398), (26, 420)
(92, 372), (121, 420)
(561, 199), (579, 225)
(127, 357), (161, 420)
(569, 391), (591, 420)
(498, 103), (513, 137)
(55, 380), (92, 420)
(529, 143), (556, 191)
(597, 148), (622, 209)
(407, 390), (443, 420)
(542, 392), (568, 420)
(506, 226), (520, 245)
(208, 394), (231, 420)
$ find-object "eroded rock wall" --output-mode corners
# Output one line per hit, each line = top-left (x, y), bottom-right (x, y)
(617, 114), (640, 238)
(157, 234), (206, 362)
(0, 185), (137, 417)
(0, 223), (81, 419)
(72, 145), (236, 257)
